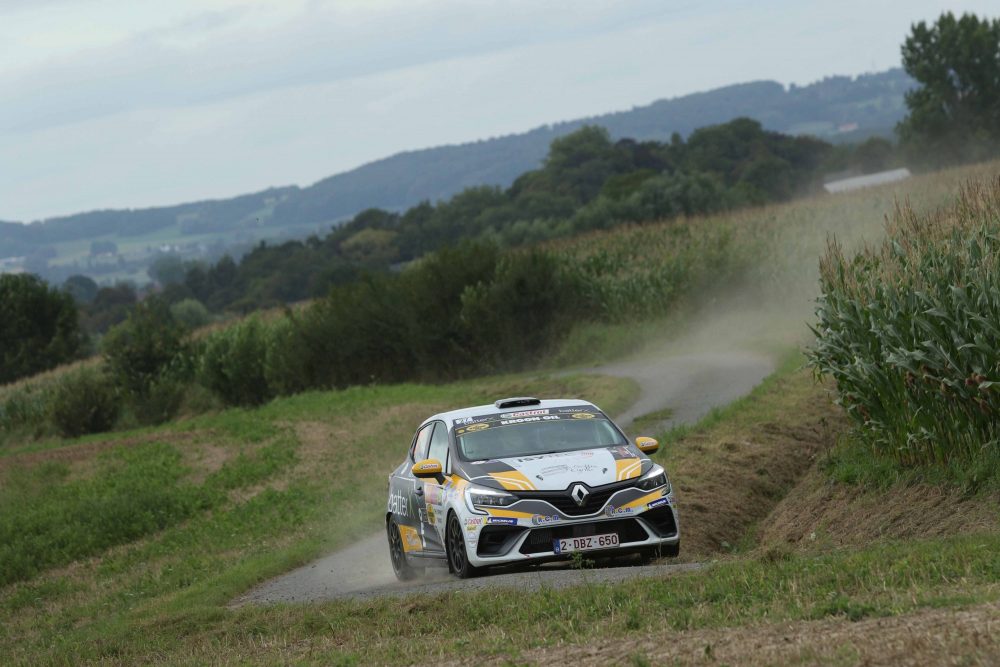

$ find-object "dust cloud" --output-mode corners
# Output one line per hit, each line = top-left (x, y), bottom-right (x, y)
(235, 175), (965, 604)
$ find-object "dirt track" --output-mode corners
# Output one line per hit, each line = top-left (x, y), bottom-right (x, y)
(233, 347), (775, 605)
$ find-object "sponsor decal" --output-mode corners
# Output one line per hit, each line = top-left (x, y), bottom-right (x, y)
(609, 445), (634, 459)
(388, 490), (409, 517)
(416, 462), (439, 472)
(454, 408), (610, 436)
(516, 450), (594, 463)
(456, 422), (489, 435)
(487, 517), (518, 526)
(604, 504), (635, 517)
(398, 525), (422, 552)
(646, 497), (670, 510)
(539, 464), (601, 476)
(503, 409), (550, 419)
(465, 517), (486, 532)
(427, 505), (437, 525)
(424, 484), (441, 504)
(531, 514), (560, 526)
(498, 415), (561, 426)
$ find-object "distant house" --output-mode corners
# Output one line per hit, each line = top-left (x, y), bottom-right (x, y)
(824, 168), (912, 194)
(836, 122), (860, 133)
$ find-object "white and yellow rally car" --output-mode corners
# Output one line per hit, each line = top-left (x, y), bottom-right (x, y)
(385, 397), (679, 579)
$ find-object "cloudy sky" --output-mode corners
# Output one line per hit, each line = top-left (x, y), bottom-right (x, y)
(1, 0), (994, 222)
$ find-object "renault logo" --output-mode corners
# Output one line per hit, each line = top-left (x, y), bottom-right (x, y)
(570, 484), (589, 507)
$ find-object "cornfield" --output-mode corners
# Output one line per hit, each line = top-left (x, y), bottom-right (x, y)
(809, 175), (1000, 466)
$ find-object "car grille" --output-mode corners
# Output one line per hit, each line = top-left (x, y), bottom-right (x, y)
(512, 479), (635, 516)
(642, 506), (677, 537)
(519, 518), (648, 555)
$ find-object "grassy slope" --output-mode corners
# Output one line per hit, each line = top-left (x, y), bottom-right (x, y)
(0, 372), (636, 665)
(4, 357), (999, 665)
(10, 360), (992, 666)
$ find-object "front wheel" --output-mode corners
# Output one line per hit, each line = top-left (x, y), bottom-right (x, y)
(446, 513), (481, 579)
(387, 518), (423, 581)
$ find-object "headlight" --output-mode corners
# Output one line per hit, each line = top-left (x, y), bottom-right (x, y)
(464, 485), (517, 513)
(636, 466), (670, 492)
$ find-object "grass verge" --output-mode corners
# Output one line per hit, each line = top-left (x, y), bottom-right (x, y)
(0, 371), (635, 665)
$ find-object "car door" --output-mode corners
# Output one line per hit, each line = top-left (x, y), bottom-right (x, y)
(419, 421), (450, 549)
(394, 423), (434, 555)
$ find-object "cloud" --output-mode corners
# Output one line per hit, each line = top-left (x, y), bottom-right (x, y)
(0, 0), (681, 134)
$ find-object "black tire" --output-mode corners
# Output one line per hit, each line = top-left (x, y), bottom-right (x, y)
(387, 517), (423, 581)
(446, 513), (481, 579)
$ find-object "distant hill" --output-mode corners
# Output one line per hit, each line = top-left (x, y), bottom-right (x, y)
(0, 68), (913, 285)
(275, 69), (911, 226)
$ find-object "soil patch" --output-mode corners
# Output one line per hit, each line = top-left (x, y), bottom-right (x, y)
(758, 464), (1000, 551)
(667, 372), (846, 556)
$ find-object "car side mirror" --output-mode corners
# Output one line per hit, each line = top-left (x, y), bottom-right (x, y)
(412, 458), (443, 478)
(635, 436), (659, 454)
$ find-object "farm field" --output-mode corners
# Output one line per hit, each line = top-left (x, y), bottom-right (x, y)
(3, 162), (1000, 665)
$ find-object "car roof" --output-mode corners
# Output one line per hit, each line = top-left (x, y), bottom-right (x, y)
(422, 398), (600, 429)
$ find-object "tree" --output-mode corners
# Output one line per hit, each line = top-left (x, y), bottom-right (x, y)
(853, 137), (896, 173)
(102, 298), (185, 398)
(541, 126), (624, 202)
(0, 274), (84, 383)
(63, 274), (99, 304)
(898, 12), (1000, 164)
(148, 254), (186, 285)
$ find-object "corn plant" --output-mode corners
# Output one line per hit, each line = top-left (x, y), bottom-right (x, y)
(809, 176), (1000, 466)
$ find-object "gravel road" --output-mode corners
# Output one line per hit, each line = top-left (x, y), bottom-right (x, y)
(232, 346), (775, 606)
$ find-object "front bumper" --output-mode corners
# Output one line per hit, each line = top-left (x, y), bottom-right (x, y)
(463, 489), (680, 567)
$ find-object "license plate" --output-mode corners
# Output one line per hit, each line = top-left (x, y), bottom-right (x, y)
(553, 532), (619, 554)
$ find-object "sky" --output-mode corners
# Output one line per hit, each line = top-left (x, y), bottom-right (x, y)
(1, 0), (995, 222)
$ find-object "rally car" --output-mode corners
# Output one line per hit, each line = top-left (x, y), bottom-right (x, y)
(385, 397), (679, 579)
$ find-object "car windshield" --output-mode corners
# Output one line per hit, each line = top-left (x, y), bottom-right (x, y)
(454, 409), (626, 460)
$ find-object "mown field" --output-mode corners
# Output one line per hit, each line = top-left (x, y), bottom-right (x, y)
(4, 162), (1000, 665)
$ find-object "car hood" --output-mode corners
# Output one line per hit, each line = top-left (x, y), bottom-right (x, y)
(458, 445), (649, 491)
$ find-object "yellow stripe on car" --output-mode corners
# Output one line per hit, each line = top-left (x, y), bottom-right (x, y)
(488, 470), (537, 491)
(484, 508), (535, 519)
(620, 489), (664, 510)
(615, 458), (642, 481)
(397, 525), (423, 552)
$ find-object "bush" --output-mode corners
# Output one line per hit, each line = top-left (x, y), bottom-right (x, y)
(199, 317), (273, 406)
(103, 299), (186, 398)
(0, 385), (53, 441)
(170, 298), (211, 330)
(459, 250), (579, 370)
(49, 367), (120, 437)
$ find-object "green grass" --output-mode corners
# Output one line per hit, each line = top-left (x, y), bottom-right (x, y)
(0, 371), (637, 664)
(18, 530), (998, 665)
(0, 443), (221, 587)
(822, 431), (1000, 496)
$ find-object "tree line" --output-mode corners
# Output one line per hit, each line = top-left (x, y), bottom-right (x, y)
(3, 11), (998, 391)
